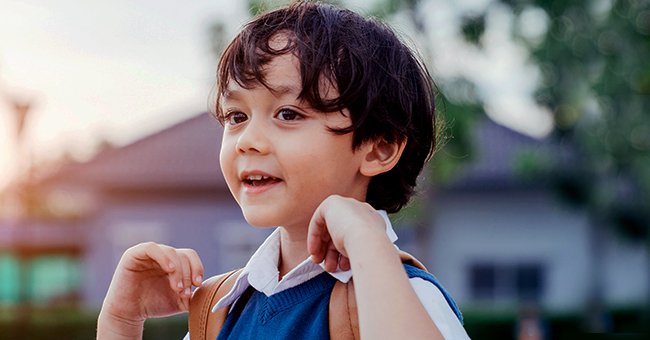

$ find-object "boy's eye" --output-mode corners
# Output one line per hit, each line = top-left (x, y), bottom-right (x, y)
(225, 111), (248, 125)
(276, 109), (302, 121)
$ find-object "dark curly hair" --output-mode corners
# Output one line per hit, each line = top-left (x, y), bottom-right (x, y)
(215, 1), (438, 213)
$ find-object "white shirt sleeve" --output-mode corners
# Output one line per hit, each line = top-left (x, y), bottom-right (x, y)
(409, 277), (471, 340)
(182, 332), (190, 340)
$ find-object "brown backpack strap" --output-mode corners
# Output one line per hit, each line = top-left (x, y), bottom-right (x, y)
(188, 268), (242, 340)
(190, 251), (426, 340)
(329, 279), (359, 340)
(398, 249), (427, 271)
(328, 250), (426, 340)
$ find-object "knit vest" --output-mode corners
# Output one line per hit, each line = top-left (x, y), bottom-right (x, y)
(216, 264), (462, 340)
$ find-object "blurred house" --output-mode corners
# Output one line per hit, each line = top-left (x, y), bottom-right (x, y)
(428, 120), (649, 312)
(0, 214), (84, 306)
(0, 112), (647, 312)
(1, 113), (270, 308)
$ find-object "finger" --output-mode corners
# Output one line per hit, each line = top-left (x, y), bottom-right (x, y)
(339, 255), (350, 271)
(179, 248), (204, 287)
(178, 252), (193, 298)
(128, 242), (177, 273)
(157, 245), (185, 292)
(179, 294), (190, 312)
(307, 206), (330, 263)
(324, 247), (339, 272)
(176, 289), (190, 312)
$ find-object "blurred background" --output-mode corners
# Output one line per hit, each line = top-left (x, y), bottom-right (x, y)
(0, 0), (648, 339)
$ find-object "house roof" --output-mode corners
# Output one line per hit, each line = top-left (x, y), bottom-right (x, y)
(448, 118), (549, 191)
(0, 221), (84, 255)
(43, 112), (547, 193)
(45, 112), (227, 191)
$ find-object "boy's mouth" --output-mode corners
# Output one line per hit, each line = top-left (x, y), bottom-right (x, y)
(243, 175), (282, 187)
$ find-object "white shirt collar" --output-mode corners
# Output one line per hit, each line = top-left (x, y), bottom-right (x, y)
(212, 210), (398, 312)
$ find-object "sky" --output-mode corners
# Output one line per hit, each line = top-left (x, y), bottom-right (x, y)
(0, 0), (553, 190)
(0, 0), (249, 188)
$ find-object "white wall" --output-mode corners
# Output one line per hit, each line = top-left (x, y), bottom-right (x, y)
(430, 191), (591, 311)
(428, 190), (648, 311)
(602, 231), (648, 306)
(82, 195), (257, 308)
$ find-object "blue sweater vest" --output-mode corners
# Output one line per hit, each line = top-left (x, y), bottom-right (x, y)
(216, 264), (462, 340)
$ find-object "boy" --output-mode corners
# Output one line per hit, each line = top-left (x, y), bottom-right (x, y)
(97, 2), (470, 339)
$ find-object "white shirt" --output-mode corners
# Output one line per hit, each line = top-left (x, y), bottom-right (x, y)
(184, 211), (469, 339)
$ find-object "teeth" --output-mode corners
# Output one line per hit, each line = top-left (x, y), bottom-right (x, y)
(247, 175), (270, 181)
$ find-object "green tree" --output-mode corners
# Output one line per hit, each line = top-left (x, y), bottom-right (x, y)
(501, 0), (650, 330)
(371, 0), (650, 330)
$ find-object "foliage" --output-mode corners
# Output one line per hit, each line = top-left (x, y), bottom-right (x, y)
(1, 306), (647, 340)
(247, 0), (291, 16)
(504, 0), (650, 238)
(0, 307), (188, 340)
(429, 96), (480, 183)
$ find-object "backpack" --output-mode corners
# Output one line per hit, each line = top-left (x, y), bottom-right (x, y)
(188, 250), (428, 340)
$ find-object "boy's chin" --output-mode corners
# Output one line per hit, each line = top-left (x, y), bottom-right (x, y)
(240, 208), (310, 230)
(241, 210), (283, 228)
(244, 219), (277, 228)
(238, 200), (320, 229)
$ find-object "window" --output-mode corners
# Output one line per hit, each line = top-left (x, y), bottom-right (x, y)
(470, 264), (496, 300)
(0, 253), (82, 306)
(516, 264), (543, 301)
(0, 254), (20, 304)
(27, 255), (81, 304)
(468, 262), (545, 303)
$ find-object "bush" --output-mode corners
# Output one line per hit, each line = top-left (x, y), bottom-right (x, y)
(0, 307), (188, 340)
(0, 305), (647, 339)
(462, 307), (649, 340)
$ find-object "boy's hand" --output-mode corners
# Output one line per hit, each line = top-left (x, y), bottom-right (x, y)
(308, 195), (445, 339)
(307, 195), (387, 272)
(97, 242), (203, 338)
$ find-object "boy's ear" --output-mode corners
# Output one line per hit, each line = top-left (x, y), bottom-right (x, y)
(360, 138), (407, 177)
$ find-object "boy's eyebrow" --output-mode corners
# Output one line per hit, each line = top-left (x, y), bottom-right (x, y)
(222, 89), (243, 100)
(268, 84), (301, 97)
(223, 84), (301, 99)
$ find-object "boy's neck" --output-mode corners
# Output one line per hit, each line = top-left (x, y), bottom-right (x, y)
(277, 226), (311, 279)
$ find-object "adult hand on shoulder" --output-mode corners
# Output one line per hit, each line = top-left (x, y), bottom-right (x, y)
(307, 195), (387, 273)
(97, 242), (203, 339)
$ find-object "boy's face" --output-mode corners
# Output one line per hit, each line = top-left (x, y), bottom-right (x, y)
(219, 50), (371, 231)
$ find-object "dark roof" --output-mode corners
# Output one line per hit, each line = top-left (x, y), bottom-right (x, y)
(44, 112), (547, 193)
(44, 113), (227, 191)
(0, 222), (84, 254)
(447, 118), (550, 191)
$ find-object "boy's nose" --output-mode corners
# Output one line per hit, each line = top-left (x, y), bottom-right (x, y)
(235, 119), (270, 154)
